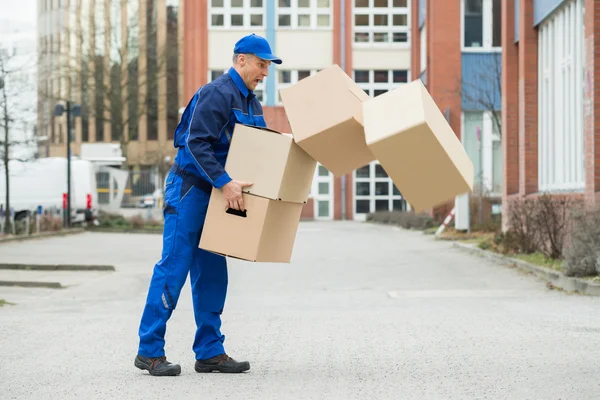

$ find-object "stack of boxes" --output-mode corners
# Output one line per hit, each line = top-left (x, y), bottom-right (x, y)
(200, 64), (474, 263)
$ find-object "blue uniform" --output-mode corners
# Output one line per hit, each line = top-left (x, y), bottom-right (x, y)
(137, 67), (266, 361)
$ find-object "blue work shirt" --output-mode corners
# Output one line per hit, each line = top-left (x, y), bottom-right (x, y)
(173, 67), (267, 188)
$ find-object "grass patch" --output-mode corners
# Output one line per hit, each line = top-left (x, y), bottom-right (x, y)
(512, 253), (564, 272)
(423, 226), (439, 235)
(0, 299), (16, 307)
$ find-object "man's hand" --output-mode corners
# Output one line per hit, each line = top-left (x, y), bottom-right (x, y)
(222, 180), (253, 211)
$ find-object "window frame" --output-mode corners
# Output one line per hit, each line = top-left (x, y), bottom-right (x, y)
(352, 69), (410, 98)
(275, 69), (319, 105)
(460, 0), (502, 52)
(208, 0), (266, 29)
(353, 161), (406, 220)
(276, 0), (333, 30)
(352, 0), (410, 47)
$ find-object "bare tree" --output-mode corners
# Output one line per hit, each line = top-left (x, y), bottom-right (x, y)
(39, 0), (176, 170)
(0, 47), (37, 234)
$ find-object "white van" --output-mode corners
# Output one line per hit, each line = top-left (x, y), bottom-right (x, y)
(0, 157), (99, 224)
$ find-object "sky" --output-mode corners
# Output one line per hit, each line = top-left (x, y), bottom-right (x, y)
(0, 0), (37, 25)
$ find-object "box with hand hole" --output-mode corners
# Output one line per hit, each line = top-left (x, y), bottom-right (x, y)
(199, 124), (317, 263)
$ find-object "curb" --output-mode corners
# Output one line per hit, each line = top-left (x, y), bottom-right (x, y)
(0, 281), (63, 289)
(0, 263), (115, 271)
(0, 228), (85, 244)
(453, 242), (600, 296)
(86, 227), (163, 234)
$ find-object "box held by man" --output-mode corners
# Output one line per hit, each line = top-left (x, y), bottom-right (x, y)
(224, 124), (316, 204)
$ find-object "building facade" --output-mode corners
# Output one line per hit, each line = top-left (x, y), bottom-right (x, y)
(38, 0), (412, 219)
(411, 0), (503, 224)
(502, 0), (599, 215)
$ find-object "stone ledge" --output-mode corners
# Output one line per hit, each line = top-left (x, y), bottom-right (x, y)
(453, 242), (600, 296)
(0, 228), (85, 244)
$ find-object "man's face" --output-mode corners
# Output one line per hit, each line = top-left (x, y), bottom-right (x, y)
(238, 54), (271, 91)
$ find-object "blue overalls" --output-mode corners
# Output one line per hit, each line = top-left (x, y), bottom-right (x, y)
(137, 67), (266, 361)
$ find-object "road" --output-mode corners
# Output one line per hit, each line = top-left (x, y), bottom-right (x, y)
(1, 221), (599, 399)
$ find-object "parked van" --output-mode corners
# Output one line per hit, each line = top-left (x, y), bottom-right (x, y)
(0, 157), (99, 224)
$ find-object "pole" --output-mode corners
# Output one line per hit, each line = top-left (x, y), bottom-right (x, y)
(340, 0), (346, 220)
(66, 101), (72, 228)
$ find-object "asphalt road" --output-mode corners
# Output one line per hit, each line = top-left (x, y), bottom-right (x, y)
(1, 221), (599, 400)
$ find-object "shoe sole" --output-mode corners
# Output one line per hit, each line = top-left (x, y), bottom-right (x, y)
(194, 361), (250, 373)
(134, 357), (181, 376)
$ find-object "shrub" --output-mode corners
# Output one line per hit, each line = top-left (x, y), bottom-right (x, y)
(97, 211), (128, 228)
(504, 196), (539, 254)
(531, 194), (577, 260)
(130, 214), (145, 229)
(39, 214), (63, 232)
(367, 211), (434, 231)
(563, 205), (600, 277)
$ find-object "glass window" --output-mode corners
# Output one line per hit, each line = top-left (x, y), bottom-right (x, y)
(279, 14), (291, 26)
(318, 165), (329, 176)
(393, 200), (405, 210)
(318, 182), (329, 194)
(356, 200), (370, 213)
(355, 0), (368, 7)
(212, 14), (224, 25)
(356, 165), (370, 177)
(231, 0), (243, 6)
(318, 0), (330, 6)
(298, 70), (311, 80)
(393, 70), (408, 83)
(463, 112), (484, 185)
(354, 70), (370, 83)
(298, 0), (309, 6)
(212, 0), (224, 6)
(231, 14), (244, 25)
(374, 0), (387, 7)
(492, 0), (501, 47)
(375, 164), (388, 177)
(355, 14), (369, 26)
(393, 14), (407, 26)
(374, 70), (388, 82)
(375, 200), (389, 211)
(279, 0), (291, 6)
(373, 15), (388, 26)
(318, 201), (330, 217)
(393, 0), (406, 6)
(251, 0), (263, 6)
(250, 14), (263, 25)
(375, 182), (389, 195)
(356, 182), (370, 195)
(298, 14), (310, 26)
(464, 0), (483, 48)
(317, 15), (330, 26)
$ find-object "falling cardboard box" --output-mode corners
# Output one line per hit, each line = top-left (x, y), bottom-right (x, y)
(199, 124), (317, 263)
(279, 64), (376, 177)
(362, 79), (474, 212)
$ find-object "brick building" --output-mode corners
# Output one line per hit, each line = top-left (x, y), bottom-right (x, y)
(38, 0), (412, 220)
(502, 0), (599, 217)
(411, 0), (503, 224)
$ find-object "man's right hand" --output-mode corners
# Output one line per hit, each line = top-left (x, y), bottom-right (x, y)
(222, 180), (253, 211)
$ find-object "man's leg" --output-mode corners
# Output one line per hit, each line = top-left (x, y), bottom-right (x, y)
(135, 174), (203, 376)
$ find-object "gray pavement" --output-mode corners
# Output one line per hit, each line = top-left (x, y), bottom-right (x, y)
(0, 221), (599, 400)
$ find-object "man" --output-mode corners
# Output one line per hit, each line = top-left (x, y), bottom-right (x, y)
(134, 34), (282, 376)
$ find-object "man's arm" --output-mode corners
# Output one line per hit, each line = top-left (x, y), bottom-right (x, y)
(186, 85), (232, 188)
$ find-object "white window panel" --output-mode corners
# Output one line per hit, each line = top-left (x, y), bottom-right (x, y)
(275, 69), (318, 104)
(538, 0), (585, 192)
(208, 69), (267, 104)
(310, 163), (334, 220)
(462, 111), (502, 197)
(461, 0), (501, 52)
(353, 161), (406, 221)
(352, 69), (409, 97)
(277, 0), (332, 29)
(209, 0), (265, 29)
(353, 0), (410, 45)
(419, 25), (426, 73)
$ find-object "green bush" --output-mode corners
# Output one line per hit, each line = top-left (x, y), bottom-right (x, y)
(367, 211), (434, 231)
(97, 211), (128, 228)
(563, 206), (600, 277)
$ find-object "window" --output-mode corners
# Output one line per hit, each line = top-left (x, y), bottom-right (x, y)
(353, 0), (409, 44)
(209, 0), (265, 28)
(353, 69), (409, 97)
(277, 0), (332, 29)
(353, 162), (406, 220)
(419, 25), (426, 73)
(461, 0), (501, 50)
(209, 69), (267, 103)
(462, 111), (502, 195)
(538, 0), (585, 192)
(311, 164), (334, 220)
(276, 69), (318, 104)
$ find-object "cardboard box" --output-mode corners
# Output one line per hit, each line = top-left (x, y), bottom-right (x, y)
(224, 124), (316, 204)
(362, 79), (474, 212)
(199, 124), (315, 263)
(279, 64), (376, 177)
(199, 188), (303, 263)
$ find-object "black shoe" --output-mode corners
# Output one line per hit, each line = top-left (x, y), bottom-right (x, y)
(134, 354), (181, 376)
(195, 353), (250, 373)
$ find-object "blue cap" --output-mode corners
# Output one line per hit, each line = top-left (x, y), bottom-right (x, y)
(233, 34), (282, 65)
